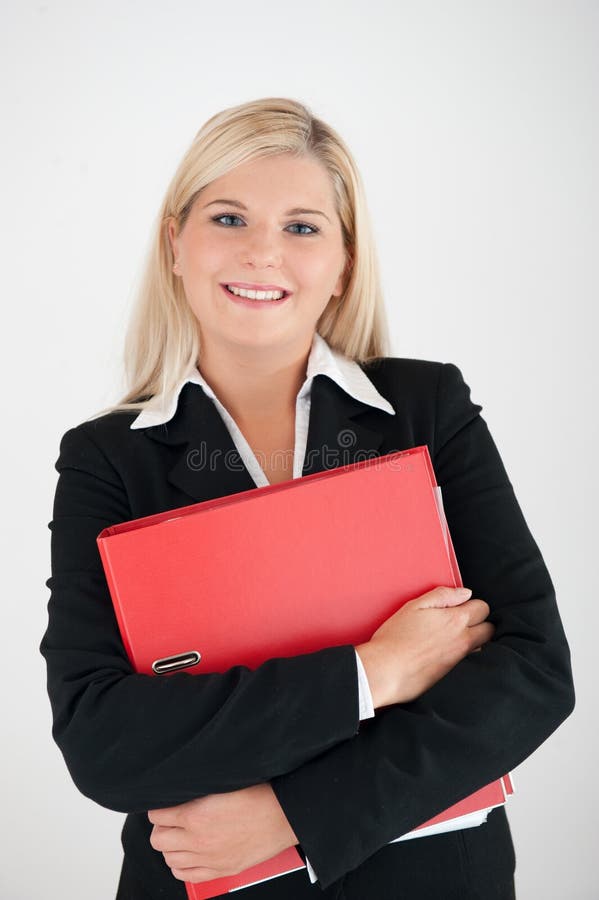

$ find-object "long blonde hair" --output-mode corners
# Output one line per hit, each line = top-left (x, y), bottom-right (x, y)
(91, 97), (391, 419)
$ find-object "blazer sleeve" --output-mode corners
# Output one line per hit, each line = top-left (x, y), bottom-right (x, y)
(40, 424), (361, 814)
(270, 361), (575, 890)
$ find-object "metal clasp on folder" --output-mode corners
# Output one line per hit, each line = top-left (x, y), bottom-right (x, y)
(152, 651), (201, 675)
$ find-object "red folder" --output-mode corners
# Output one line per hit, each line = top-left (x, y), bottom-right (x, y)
(97, 446), (511, 899)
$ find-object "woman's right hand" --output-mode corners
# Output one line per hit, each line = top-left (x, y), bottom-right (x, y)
(355, 586), (494, 709)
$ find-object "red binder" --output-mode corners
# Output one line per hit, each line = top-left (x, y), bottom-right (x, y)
(97, 446), (511, 899)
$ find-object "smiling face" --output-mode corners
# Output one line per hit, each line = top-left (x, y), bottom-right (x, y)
(167, 153), (349, 359)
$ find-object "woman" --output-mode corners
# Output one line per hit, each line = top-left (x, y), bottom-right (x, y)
(40, 97), (575, 899)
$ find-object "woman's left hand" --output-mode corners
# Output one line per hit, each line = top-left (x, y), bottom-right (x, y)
(148, 783), (299, 884)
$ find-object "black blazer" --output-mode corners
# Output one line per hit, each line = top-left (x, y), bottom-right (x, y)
(40, 358), (575, 898)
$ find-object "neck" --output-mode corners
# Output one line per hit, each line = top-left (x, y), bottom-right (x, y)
(196, 334), (314, 424)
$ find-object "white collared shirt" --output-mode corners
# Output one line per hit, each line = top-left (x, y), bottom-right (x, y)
(131, 332), (396, 884)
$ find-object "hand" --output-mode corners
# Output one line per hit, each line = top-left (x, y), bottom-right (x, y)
(356, 586), (494, 707)
(148, 783), (299, 884)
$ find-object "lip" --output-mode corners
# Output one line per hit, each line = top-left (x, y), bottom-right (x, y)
(220, 283), (291, 308)
(221, 281), (292, 295)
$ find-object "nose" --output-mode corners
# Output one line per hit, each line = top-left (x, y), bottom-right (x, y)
(239, 225), (283, 270)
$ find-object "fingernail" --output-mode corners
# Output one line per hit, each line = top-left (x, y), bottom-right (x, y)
(456, 587), (472, 598)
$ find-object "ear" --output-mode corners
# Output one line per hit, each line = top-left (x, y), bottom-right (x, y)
(167, 217), (180, 271)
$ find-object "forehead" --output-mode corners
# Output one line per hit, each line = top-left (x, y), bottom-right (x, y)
(200, 154), (337, 211)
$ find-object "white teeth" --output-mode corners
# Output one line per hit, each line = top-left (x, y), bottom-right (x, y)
(226, 285), (285, 301)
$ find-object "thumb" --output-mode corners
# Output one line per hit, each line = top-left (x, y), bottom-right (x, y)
(415, 586), (473, 609)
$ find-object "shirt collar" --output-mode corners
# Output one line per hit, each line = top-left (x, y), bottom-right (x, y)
(130, 332), (395, 429)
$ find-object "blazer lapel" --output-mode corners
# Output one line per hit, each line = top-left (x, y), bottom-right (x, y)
(302, 374), (385, 476)
(141, 383), (257, 502)
(141, 374), (386, 503)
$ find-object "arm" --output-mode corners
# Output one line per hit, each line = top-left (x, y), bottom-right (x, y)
(146, 662), (374, 885)
(270, 362), (575, 889)
(40, 425), (363, 814)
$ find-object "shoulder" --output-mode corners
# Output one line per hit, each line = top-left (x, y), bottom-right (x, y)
(360, 355), (441, 389)
(358, 357), (483, 456)
(359, 356), (477, 408)
(53, 407), (144, 480)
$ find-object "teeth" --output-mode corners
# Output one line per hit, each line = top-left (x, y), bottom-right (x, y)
(226, 285), (285, 301)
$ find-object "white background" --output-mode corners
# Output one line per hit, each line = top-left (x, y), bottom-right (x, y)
(1, 1), (596, 898)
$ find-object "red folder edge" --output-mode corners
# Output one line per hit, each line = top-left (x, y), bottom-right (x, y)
(183, 847), (306, 900)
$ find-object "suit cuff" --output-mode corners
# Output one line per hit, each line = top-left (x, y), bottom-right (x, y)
(354, 648), (375, 720)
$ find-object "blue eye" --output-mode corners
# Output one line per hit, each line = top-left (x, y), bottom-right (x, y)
(211, 214), (243, 227)
(288, 222), (319, 235)
(211, 214), (319, 235)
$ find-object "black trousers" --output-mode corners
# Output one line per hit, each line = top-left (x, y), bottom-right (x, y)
(116, 807), (516, 900)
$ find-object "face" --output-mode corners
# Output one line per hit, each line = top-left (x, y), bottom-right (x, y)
(168, 153), (350, 358)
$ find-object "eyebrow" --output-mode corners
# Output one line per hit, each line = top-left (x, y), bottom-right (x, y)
(202, 199), (331, 224)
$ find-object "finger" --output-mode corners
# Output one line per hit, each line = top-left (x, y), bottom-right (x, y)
(171, 866), (221, 883)
(149, 824), (186, 853)
(163, 851), (208, 869)
(463, 599), (491, 625)
(148, 807), (182, 827)
(467, 622), (495, 651)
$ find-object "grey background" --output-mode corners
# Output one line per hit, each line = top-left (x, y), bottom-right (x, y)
(1, 1), (596, 897)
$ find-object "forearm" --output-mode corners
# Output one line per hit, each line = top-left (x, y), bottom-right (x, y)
(41, 426), (366, 813)
(42, 614), (362, 812)
(271, 362), (575, 889)
(273, 614), (573, 890)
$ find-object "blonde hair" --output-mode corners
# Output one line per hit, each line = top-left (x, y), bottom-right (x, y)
(91, 96), (391, 419)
